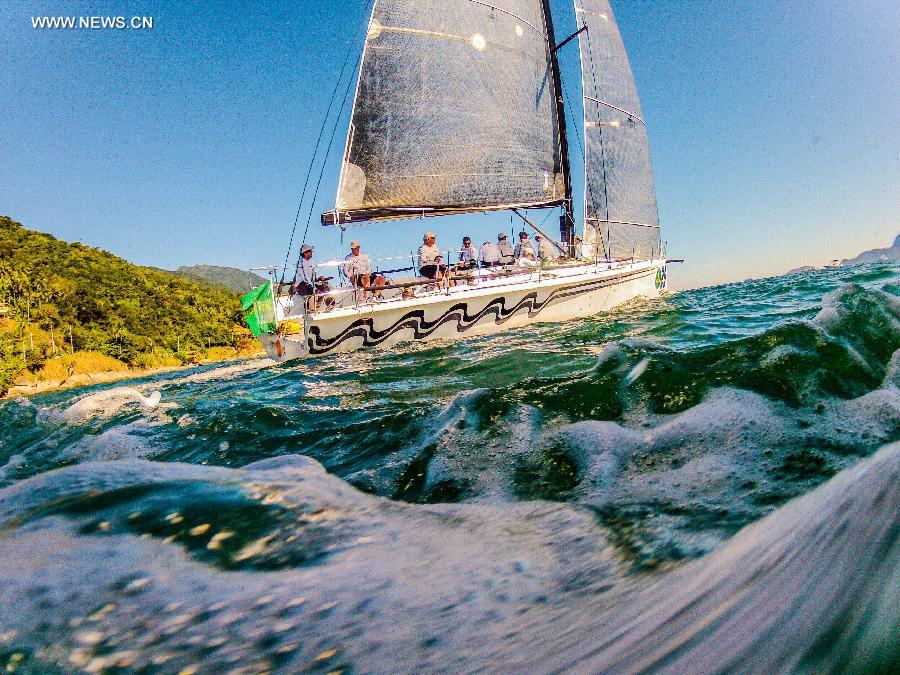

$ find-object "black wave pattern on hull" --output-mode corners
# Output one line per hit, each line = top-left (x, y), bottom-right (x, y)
(307, 267), (656, 354)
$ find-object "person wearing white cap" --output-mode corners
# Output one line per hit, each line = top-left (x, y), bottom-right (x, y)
(293, 243), (317, 310)
(418, 231), (446, 280)
(514, 231), (536, 261)
(497, 232), (515, 265)
(343, 240), (384, 300)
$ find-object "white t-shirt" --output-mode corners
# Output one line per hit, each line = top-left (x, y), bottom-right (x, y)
(418, 243), (441, 267)
(577, 242), (595, 260)
(343, 252), (371, 279)
(480, 242), (500, 264)
(295, 257), (314, 285)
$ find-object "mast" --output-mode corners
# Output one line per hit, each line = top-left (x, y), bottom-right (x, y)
(540, 0), (574, 250)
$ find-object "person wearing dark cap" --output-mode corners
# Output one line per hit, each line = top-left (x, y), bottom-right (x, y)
(497, 232), (515, 265)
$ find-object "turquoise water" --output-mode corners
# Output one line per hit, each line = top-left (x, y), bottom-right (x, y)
(1, 260), (897, 671)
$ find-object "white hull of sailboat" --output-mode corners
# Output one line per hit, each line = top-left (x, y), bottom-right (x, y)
(260, 259), (667, 363)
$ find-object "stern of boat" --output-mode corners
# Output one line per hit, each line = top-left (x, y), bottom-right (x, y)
(259, 331), (309, 363)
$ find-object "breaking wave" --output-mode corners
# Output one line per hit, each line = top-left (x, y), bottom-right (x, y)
(0, 260), (897, 670)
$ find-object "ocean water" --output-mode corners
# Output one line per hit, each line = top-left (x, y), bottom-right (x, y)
(0, 260), (897, 672)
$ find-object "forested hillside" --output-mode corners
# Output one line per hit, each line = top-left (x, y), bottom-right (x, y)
(0, 216), (257, 395)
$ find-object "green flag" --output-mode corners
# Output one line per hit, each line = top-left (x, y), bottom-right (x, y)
(241, 281), (276, 336)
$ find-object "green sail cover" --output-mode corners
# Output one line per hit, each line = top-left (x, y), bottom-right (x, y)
(241, 281), (276, 336)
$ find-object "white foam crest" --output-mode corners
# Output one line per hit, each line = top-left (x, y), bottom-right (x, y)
(150, 358), (274, 388)
(57, 387), (163, 423)
(623, 357), (650, 385)
(66, 424), (159, 463)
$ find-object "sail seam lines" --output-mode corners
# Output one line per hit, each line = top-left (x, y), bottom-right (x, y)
(466, 1), (547, 38)
(583, 95), (645, 125)
(585, 218), (660, 229)
(379, 26), (475, 43)
(382, 172), (549, 179)
(575, 7), (609, 19)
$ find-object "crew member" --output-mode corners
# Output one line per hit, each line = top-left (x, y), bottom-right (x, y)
(459, 236), (478, 268)
(514, 231), (535, 260)
(535, 235), (558, 262)
(343, 240), (385, 300)
(480, 240), (500, 267)
(418, 232), (446, 280)
(573, 235), (587, 260)
(497, 233), (515, 265)
(293, 243), (317, 311)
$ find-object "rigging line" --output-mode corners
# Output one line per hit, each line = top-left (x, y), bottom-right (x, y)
(561, 80), (582, 155)
(294, 47), (365, 276)
(565, 85), (593, 237)
(280, 53), (354, 285)
(280, 0), (372, 286)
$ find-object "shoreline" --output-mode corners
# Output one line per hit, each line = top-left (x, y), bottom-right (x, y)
(3, 352), (265, 399)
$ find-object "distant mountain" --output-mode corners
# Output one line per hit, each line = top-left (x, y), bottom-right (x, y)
(842, 234), (900, 266)
(174, 265), (266, 293)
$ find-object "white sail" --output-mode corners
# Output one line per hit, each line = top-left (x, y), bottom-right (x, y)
(323, 0), (567, 225)
(575, 0), (661, 260)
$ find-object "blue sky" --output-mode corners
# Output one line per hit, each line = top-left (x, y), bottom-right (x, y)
(1, 0), (897, 289)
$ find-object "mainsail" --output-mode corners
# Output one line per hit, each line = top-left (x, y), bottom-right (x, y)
(575, 0), (660, 260)
(323, 0), (567, 226)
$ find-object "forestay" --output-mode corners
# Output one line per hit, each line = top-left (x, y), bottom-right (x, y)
(575, 0), (660, 260)
(323, 0), (566, 226)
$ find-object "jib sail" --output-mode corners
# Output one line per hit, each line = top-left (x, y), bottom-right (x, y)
(575, 0), (660, 260)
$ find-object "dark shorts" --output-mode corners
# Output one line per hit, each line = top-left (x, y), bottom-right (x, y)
(419, 264), (445, 279)
(295, 281), (314, 296)
(353, 273), (382, 286)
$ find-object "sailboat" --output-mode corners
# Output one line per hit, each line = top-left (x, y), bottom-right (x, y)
(246, 0), (672, 362)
